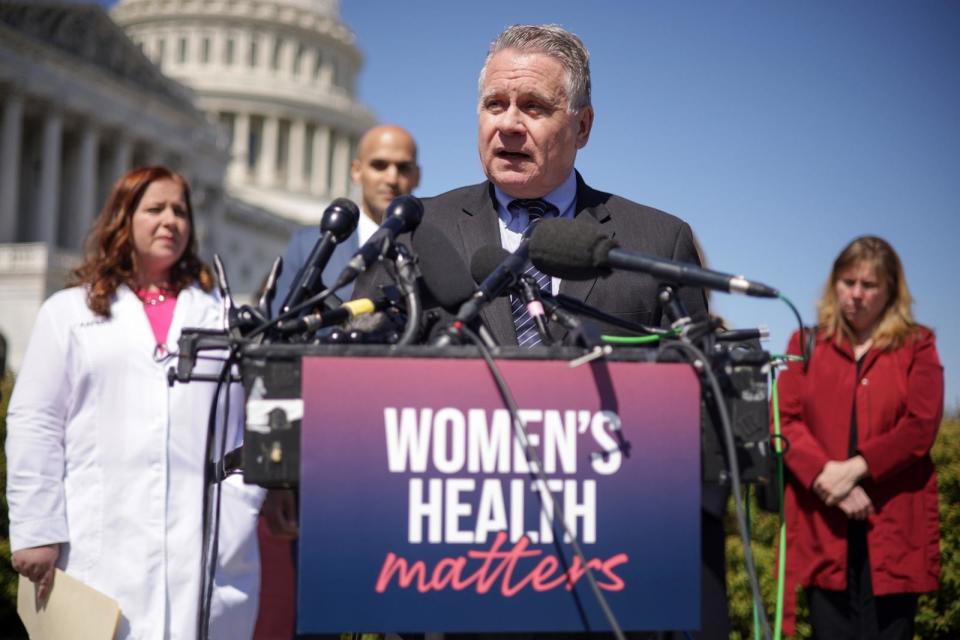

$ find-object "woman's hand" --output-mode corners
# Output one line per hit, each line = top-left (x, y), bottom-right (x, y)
(813, 455), (870, 505)
(12, 544), (60, 602)
(837, 486), (875, 520)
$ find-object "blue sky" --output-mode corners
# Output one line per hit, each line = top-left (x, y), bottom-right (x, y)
(336, 1), (960, 406)
(100, 1), (960, 406)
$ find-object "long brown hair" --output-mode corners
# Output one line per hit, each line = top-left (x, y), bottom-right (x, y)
(816, 235), (916, 350)
(71, 166), (213, 317)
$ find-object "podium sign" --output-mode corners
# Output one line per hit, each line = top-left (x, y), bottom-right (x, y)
(298, 356), (701, 633)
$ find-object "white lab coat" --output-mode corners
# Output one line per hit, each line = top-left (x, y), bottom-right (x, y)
(6, 284), (264, 640)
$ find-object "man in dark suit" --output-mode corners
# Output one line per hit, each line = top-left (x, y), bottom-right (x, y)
(271, 124), (420, 316)
(358, 24), (727, 639)
(397, 25), (706, 344)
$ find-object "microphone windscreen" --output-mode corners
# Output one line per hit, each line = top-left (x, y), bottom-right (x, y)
(384, 194), (424, 233)
(469, 246), (511, 285)
(321, 197), (360, 241)
(529, 218), (608, 280)
(412, 223), (476, 310)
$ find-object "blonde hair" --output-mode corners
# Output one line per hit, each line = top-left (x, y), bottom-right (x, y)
(816, 235), (915, 350)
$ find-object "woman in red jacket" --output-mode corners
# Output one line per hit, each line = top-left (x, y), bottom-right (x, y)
(777, 236), (943, 639)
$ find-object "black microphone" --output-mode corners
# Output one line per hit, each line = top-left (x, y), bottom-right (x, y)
(257, 256), (283, 320)
(529, 218), (780, 298)
(275, 297), (390, 335)
(432, 241), (533, 346)
(279, 198), (360, 314)
(470, 246), (554, 345)
(412, 222), (476, 311)
(717, 326), (770, 343)
(460, 241), (531, 320)
(333, 195), (424, 290)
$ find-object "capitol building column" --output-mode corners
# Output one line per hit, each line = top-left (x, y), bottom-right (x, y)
(288, 118), (306, 192)
(330, 130), (350, 197)
(0, 92), (24, 242)
(69, 124), (99, 249)
(311, 124), (331, 196)
(257, 114), (278, 188)
(35, 109), (63, 246)
(230, 111), (250, 183)
(106, 135), (133, 188)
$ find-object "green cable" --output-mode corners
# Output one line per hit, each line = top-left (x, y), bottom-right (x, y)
(771, 374), (786, 640)
(748, 492), (761, 640)
(601, 334), (663, 344)
(602, 336), (791, 638)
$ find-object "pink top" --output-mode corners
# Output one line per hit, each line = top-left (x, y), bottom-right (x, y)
(136, 288), (178, 345)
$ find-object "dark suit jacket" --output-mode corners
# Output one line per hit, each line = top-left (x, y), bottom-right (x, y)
(365, 175), (727, 635)
(354, 172), (708, 342)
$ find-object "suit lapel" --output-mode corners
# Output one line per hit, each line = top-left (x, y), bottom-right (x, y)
(454, 182), (518, 346)
(558, 173), (614, 305)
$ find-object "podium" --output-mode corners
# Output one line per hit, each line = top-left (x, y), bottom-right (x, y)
(240, 344), (702, 634)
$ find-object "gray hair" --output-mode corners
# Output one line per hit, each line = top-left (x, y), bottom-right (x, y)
(478, 24), (592, 113)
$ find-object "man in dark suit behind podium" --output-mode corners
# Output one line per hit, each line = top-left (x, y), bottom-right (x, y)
(408, 24), (708, 343)
(375, 24), (728, 639)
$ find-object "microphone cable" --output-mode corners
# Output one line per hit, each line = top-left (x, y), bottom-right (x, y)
(776, 293), (812, 371)
(391, 243), (422, 346)
(196, 342), (242, 640)
(244, 284), (341, 340)
(658, 339), (772, 640)
(767, 364), (787, 640)
(456, 325), (627, 640)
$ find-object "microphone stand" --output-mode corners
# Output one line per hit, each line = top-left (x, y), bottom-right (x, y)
(518, 275), (554, 346)
(655, 284), (773, 640)
(391, 243), (422, 346)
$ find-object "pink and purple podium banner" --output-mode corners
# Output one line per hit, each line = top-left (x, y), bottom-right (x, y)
(298, 355), (701, 633)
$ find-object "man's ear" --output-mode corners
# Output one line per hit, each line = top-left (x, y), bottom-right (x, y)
(350, 158), (362, 185)
(576, 106), (594, 149)
(411, 164), (422, 190)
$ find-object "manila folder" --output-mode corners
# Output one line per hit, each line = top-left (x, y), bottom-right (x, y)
(17, 570), (120, 640)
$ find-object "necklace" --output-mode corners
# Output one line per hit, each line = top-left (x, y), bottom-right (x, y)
(136, 287), (173, 306)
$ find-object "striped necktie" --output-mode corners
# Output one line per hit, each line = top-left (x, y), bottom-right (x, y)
(507, 199), (558, 347)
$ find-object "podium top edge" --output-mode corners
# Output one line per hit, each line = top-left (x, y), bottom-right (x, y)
(240, 343), (673, 363)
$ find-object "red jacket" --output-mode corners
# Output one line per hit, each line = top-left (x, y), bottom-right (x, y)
(776, 326), (943, 635)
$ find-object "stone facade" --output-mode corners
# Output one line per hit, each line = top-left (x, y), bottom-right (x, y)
(0, 0), (376, 373)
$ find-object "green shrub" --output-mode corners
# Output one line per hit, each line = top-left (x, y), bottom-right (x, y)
(0, 372), (25, 637)
(727, 419), (960, 639)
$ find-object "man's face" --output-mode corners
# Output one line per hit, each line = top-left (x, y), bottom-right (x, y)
(478, 49), (593, 199)
(351, 130), (420, 223)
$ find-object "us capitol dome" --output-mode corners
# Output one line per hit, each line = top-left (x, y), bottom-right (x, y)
(112, 0), (376, 229)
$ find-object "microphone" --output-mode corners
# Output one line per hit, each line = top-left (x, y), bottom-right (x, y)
(529, 218), (780, 298)
(470, 246), (552, 344)
(458, 240), (531, 321)
(333, 195), (424, 290)
(279, 198), (360, 314)
(274, 297), (389, 335)
(433, 241), (532, 346)
(412, 222), (476, 311)
(257, 256), (283, 320)
(717, 326), (770, 343)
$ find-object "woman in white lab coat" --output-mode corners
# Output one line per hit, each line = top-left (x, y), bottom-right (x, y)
(6, 166), (263, 639)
